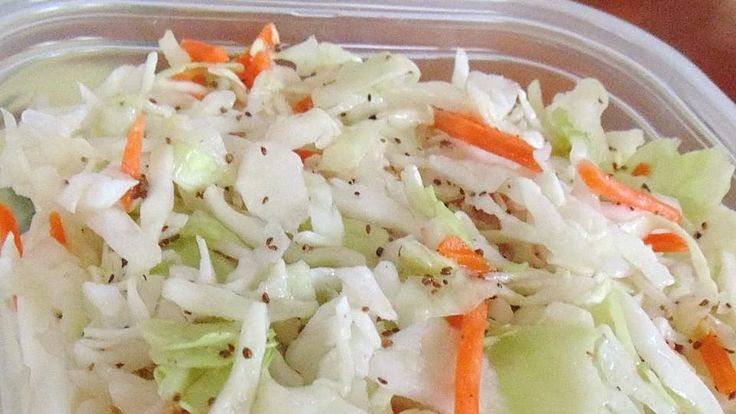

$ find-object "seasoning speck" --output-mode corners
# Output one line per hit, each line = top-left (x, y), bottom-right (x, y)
(375, 246), (384, 257)
(260, 146), (268, 156)
(242, 347), (253, 359)
(261, 292), (271, 304)
(262, 196), (269, 204)
(225, 153), (234, 164)
(377, 377), (388, 385)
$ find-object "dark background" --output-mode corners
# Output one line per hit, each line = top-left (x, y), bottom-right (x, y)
(580, 0), (736, 102)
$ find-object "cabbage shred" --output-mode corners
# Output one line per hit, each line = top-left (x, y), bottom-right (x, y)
(0, 29), (735, 414)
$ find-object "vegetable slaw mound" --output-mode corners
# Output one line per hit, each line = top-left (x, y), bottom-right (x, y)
(1, 24), (736, 414)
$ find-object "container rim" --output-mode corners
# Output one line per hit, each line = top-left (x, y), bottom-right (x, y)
(0, 0), (734, 152)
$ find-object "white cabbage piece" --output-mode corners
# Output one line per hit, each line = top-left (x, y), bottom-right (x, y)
(158, 30), (191, 68)
(264, 108), (341, 150)
(277, 36), (362, 77)
(617, 289), (722, 413)
(236, 141), (309, 233)
(252, 374), (367, 414)
(368, 318), (460, 414)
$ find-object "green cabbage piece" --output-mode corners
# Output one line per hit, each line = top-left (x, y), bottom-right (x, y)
(180, 210), (241, 246)
(173, 143), (226, 192)
(142, 320), (238, 413)
(544, 78), (609, 163)
(547, 108), (589, 158)
(152, 236), (235, 280)
(487, 322), (605, 414)
(403, 167), (469, 242)
(94, 94), (144, 137)
(142, 319), (278, 414)
(396, 238), (454, 278)
(152, 210), (239, 278)
(343, 217), (390, 267)
(319, 125), (378, 173)
(618, 139), (734, 221)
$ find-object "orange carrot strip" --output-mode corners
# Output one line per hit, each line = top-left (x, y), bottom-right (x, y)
(631, 162), (651, 177)
(252, 22), (280, 53)
(0, 203), (22, 256)
(455, 300), (489, 414)
(171, 67), (208, 86)
(49, 211), (66, 245)
(292, 96), (314, 114)
(237, 23), (280, 88)
(446, 314), (464, 329)
(438, 235), (492, 275)
(180, 39), (229, 63)
(240, 50), (272, 88)
(577, 160), (681, 222)
(643, 232), (688, 253)
(699, 333), (736, 397)
(121, 114), (146, 212)
(433, 108), (541, 173)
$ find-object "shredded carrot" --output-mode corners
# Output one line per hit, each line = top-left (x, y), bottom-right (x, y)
(120, 114), (146, 211)
(643, 232), (688, 253)
(438, 235), (492, 275)
(171, 67), (208, 86)
(49, 211), (66, 245)
(253, 22), (280, 52)
(455, 300), (489, 414)
(446, 314), (464, 329)
(0, 203), (22, 256)
(180, 39), (229, 63)
(292, 96), (314, 113)
(294, 148), (319, 162)
(699, 333), (736, 397)
(433, 108), (542, 173)
(239, 50), (272, 88)
(631, 162), (651, 177)
(236, 23), (280, 88)
(577, 160), (681, 222)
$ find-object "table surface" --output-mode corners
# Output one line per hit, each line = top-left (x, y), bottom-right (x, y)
(580, 0), (736, 102)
